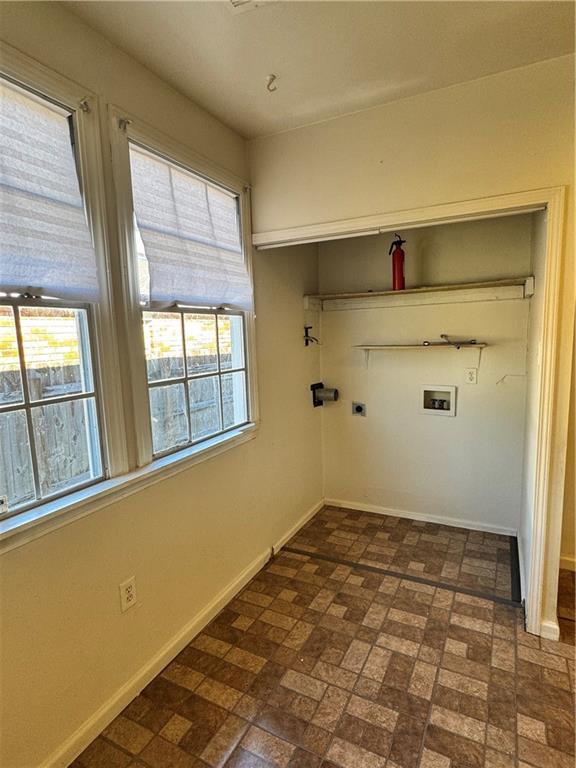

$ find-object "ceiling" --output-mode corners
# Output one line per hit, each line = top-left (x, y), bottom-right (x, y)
(67, 1), (574, 138)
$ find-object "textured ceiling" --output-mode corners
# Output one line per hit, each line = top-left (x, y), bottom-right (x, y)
(67, 1), (575, 138)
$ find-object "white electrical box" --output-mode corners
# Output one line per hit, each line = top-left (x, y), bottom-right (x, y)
(421, 385), (456, 417)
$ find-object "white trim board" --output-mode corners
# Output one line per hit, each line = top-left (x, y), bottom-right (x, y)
(304, 277), (533, 312)
(540, 619), (560, 642)
(560, 555), (576, 572)
(42, 498), (324, 768)
(324, 498), (517, 537)
(253, 192), (547, 249)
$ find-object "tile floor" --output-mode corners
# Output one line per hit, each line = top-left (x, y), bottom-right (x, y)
(286, 507), (515, 601)
(557, 569), (575, 646)
(72, 508), (574, 768)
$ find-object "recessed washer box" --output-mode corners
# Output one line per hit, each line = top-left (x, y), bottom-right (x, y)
(421, 385), (456, 417)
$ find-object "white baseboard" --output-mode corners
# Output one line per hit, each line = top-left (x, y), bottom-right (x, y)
(43, 497), (324, 768)
(540, 618), (560, 641)
(560, 555), (576, 572)
(274, 499), (325, 553)
(324, 498), (517, 537)
(43, 551), (268, 767)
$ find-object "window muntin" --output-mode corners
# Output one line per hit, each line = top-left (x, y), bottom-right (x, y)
(20, 306), (95, 400)
(0, 303), (104, 515)
(0, 305), (23, 406)
(144, 309), (249, 456)
(149, 382), (189, 455)
(143, 311), (184, 382)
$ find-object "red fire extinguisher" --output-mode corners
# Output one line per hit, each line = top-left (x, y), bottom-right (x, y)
(389, 233), (406, 291)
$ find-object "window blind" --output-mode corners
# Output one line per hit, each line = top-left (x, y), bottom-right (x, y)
(0, 79), (99, 301)
(129, 144), (253, 310)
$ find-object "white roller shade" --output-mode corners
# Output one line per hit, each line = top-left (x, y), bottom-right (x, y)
(0, 79), (98, 301)
(129, 144), (252, 310)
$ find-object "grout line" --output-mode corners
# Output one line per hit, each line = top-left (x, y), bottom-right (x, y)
(486, 589), (496, 764)
(415, 597), (445, 768)
(96, 733), (148, 763)
(281, 546), (521, 607)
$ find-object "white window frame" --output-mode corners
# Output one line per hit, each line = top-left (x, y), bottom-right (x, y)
(0, 48), (258, 545)
(0, 47), (129, 504)
(0, 298), (105, 514)
(143, 307), (251, 457)
(108, 106), (259, 469)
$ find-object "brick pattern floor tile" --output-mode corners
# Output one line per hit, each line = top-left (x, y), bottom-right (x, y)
(72, 509), (574, 768)
(286, 506), (514, 600)
(557, 568), (575, 647)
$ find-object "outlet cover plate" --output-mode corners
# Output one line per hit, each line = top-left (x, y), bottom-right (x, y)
(464, 368), (478, 384)
(119, 576), (137, 613)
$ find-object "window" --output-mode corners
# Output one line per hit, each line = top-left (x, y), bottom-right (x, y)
(0, 304), (103, 511)
(143, 310), (248, 455)
(0, 76), (107, 516)
(0, 51), (255, 530)
(128, 142), (254, 458)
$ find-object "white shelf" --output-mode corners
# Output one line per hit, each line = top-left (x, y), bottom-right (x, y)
(304, 276), (534, 311)
(355, 343), (487, 350)
(354, 339), (487, 366)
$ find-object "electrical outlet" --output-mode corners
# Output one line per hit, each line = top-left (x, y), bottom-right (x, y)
(464, 368), (477, 385)
(119, 576), (137, 613)
(0, 495), (8, 518)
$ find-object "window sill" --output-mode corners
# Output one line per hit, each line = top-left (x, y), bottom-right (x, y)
(0, 423), (259, 553)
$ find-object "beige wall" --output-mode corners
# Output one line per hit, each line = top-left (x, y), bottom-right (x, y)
(249, 55), (573, 236)
(318, 215), (533, 293)
(0, 244), (323, 768)
(318, 216), (532, 532)
(0, 5), (322, 767)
